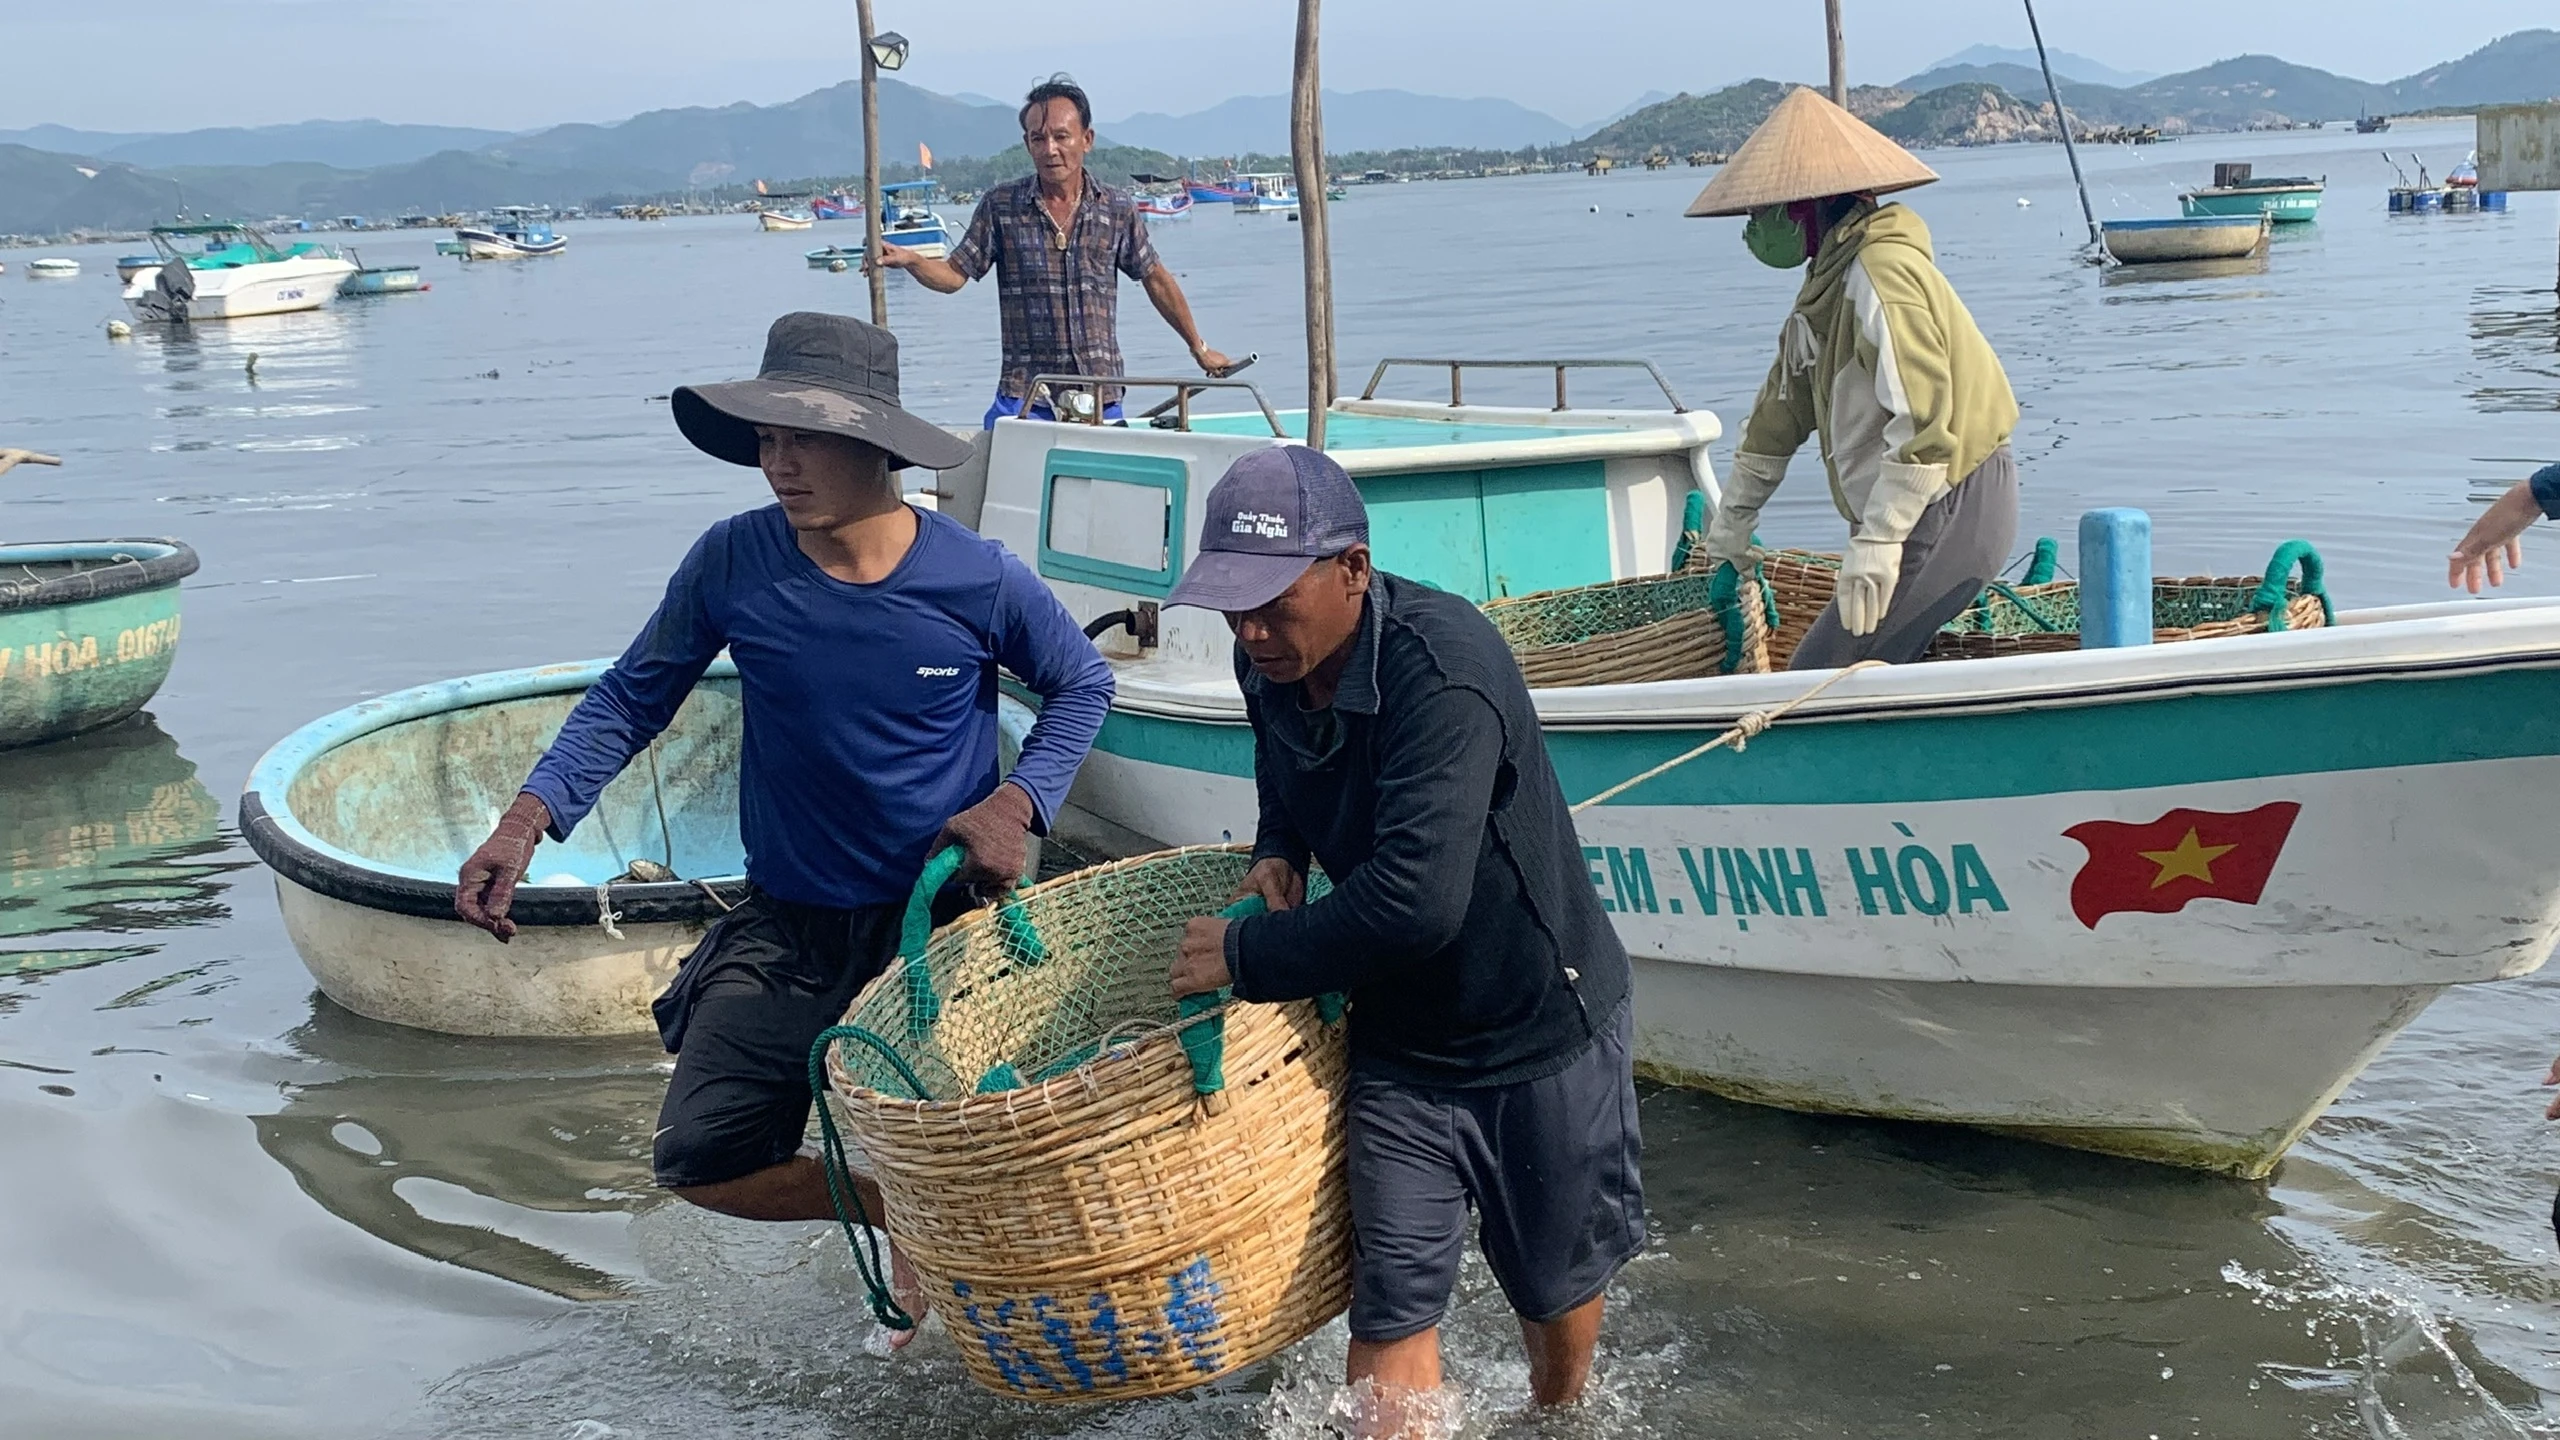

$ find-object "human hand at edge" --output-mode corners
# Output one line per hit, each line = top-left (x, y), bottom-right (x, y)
(2451, 480), (2539, 593)
(455, 791), (551, 943)
(1230, 857), (1304, 913)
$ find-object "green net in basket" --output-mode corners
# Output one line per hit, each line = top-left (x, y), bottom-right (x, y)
(1482, 564), (1774, 685)
(816, 845), (1352, 1403)
(1928, 540), (2332, 660)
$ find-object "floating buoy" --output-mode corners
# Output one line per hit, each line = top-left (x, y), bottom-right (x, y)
(105, 319), (131, 339)
(1589, 204), (1599, 213)
(828, 258), (849, 272)
(2017, 197), (2032, 207)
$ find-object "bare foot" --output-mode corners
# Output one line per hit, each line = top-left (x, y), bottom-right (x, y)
(887, 1242), (924, 1351)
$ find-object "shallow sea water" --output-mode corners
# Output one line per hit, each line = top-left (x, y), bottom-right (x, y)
(3, 116), (2560, 1437)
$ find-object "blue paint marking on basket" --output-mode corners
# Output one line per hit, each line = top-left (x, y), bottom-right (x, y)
(1166, 1257), (1228, 1373)
(1034, 1295), (1095, 1391)
(952, 1281), (1063, 1394)
(1088, 1292), (1131, 1384)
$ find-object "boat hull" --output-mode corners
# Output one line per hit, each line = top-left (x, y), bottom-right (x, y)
(0, 540), (196, 749)
(2180, 188), (2322, 223)
(758, 211), (814, 232)
(339, 266), (422, 295)
(2102, 216), (2268, 263)
(883, 221), (949, 259)
(1052, 607), (2560, 1174)
(274, 875), (698, 1036)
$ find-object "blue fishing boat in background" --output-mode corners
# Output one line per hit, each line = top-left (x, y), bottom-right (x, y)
(879, 179), (953, 258)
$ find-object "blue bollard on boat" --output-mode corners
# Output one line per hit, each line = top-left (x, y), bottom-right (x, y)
(2079, 508), (2153, 648)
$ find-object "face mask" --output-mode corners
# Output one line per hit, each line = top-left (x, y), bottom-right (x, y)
(1743, 205), (1808, 269)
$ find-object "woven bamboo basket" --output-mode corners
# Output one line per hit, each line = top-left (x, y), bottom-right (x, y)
(1926, 542), (2331, 660)
(1483, 567), (1772, 685)
(822, 845), (1349, 1403)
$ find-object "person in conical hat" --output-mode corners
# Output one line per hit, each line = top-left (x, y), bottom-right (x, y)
(1688, 86), (2022, 667)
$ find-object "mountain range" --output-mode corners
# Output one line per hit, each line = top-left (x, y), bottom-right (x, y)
(5, 30), (2556, 236)
(1913, 45), (2157, 89)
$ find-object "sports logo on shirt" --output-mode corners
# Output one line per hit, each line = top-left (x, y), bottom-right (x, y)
(1232, 510), (1290, 539)
(915, 665), (964, 677)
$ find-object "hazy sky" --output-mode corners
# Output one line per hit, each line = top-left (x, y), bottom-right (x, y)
(5, 0), (2549, 135)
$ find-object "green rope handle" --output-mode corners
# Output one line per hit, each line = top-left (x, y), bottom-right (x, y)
(807, 1023), (927, 1331)
(2023, 536), (2060, 586)
(2249, 540), (2331, 631)
(1706, 560), (1778, 674)
(898, 847), (964, 1038)
(1981, 580), (2068, 633)
(1669, 489), (1707, 572)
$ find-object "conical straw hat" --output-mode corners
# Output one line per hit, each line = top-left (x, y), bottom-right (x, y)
(1685, 86), (1939, 217)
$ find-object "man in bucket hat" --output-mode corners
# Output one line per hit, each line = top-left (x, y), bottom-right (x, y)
(1688, 86), (2022, 667)
(1161, 447), (1642, 1433)
(453, 312), (1115, 1342)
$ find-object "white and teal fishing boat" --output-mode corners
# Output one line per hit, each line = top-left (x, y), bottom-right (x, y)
(944, 359), (2560, 1178)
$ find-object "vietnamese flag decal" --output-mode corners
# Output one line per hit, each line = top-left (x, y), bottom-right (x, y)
(2062, 802), (2302, 929)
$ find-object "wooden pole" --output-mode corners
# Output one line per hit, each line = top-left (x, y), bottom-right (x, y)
(1291, 0), (1333, 450)
(856, 0), (888, 327)
(2023, 0), (2106, 259)
(1825, 0), (1848, 107)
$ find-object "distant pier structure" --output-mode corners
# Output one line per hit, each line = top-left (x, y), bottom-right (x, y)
(2478, 102), (2560, 292)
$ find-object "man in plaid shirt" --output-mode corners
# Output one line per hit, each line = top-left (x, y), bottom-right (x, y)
(877, 75), (1234, 427)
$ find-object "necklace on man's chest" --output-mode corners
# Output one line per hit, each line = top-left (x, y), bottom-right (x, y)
(1041, 202), (1072, 251)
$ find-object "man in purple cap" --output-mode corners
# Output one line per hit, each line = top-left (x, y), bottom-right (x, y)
(450, 312), (1115, 1341)
(1162, 446), (1643, 1428)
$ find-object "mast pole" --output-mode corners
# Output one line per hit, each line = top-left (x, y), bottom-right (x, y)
(1291, 0), (1334, 449)
(2023, 0), (2106, 260)
(856, 0), (889, 326)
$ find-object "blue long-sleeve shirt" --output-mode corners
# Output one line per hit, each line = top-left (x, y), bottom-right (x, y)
(523, 505), (1114, 910)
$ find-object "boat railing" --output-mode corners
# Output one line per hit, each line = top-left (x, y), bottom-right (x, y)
(1357, 357), (1689, 413)
(1028, 373), (1287, 437)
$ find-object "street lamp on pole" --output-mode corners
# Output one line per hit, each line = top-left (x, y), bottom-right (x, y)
(854, 5), (905, 326)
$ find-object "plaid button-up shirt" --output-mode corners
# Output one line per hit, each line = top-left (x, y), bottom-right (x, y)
(948, 172), (1160, 402)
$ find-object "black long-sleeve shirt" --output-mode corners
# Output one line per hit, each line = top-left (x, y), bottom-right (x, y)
(1222, 573), (1631, 1088)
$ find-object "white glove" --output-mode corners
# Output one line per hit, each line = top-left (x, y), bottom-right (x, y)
(1704, 453), (1789, 570)
(1837, 460), (1948, 637)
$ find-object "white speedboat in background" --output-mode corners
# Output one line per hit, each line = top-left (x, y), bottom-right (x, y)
(121, 223), (356, 321)
(27, 257), (82, 279)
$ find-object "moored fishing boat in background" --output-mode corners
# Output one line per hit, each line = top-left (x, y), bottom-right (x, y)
(455, 208), (568, 259)
(113, 254), (159, 283)
(26, 258), (81, 279)
(957, 360), (2560, 1179)
(877, 179), (953, 258)
(757, 208), (815, 231)
(2181, 162), (2325, 223)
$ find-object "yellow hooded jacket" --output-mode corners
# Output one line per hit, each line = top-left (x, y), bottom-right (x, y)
(1734, 201), (2018, 523)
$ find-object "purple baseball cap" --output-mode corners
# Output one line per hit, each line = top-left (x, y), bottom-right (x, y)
(1165, 446), (1371, 612)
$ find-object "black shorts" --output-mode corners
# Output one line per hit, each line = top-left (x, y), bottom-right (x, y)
(1345, 998), (1645, 1341)
(649, 887), (957, 1190)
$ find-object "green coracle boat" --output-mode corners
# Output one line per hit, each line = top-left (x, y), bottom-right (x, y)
(2179, 162), (2324, 223)
(0, 540), (198, 749)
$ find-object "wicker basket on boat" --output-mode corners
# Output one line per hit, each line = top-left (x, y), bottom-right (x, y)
(1926, 540), (2331, 660)
(1483, 566), (1772, 685)
(820, 845), (1349, 1403)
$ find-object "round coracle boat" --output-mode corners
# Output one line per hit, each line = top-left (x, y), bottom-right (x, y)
(241, 657), (1041, 1038)
(0, 539), (198, 749)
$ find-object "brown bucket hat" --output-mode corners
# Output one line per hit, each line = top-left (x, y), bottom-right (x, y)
(673, 311), (972, 473)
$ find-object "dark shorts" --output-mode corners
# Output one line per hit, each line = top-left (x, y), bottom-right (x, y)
(649, 887), (950, 1190)
(1345, 999), (1645, 1341)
